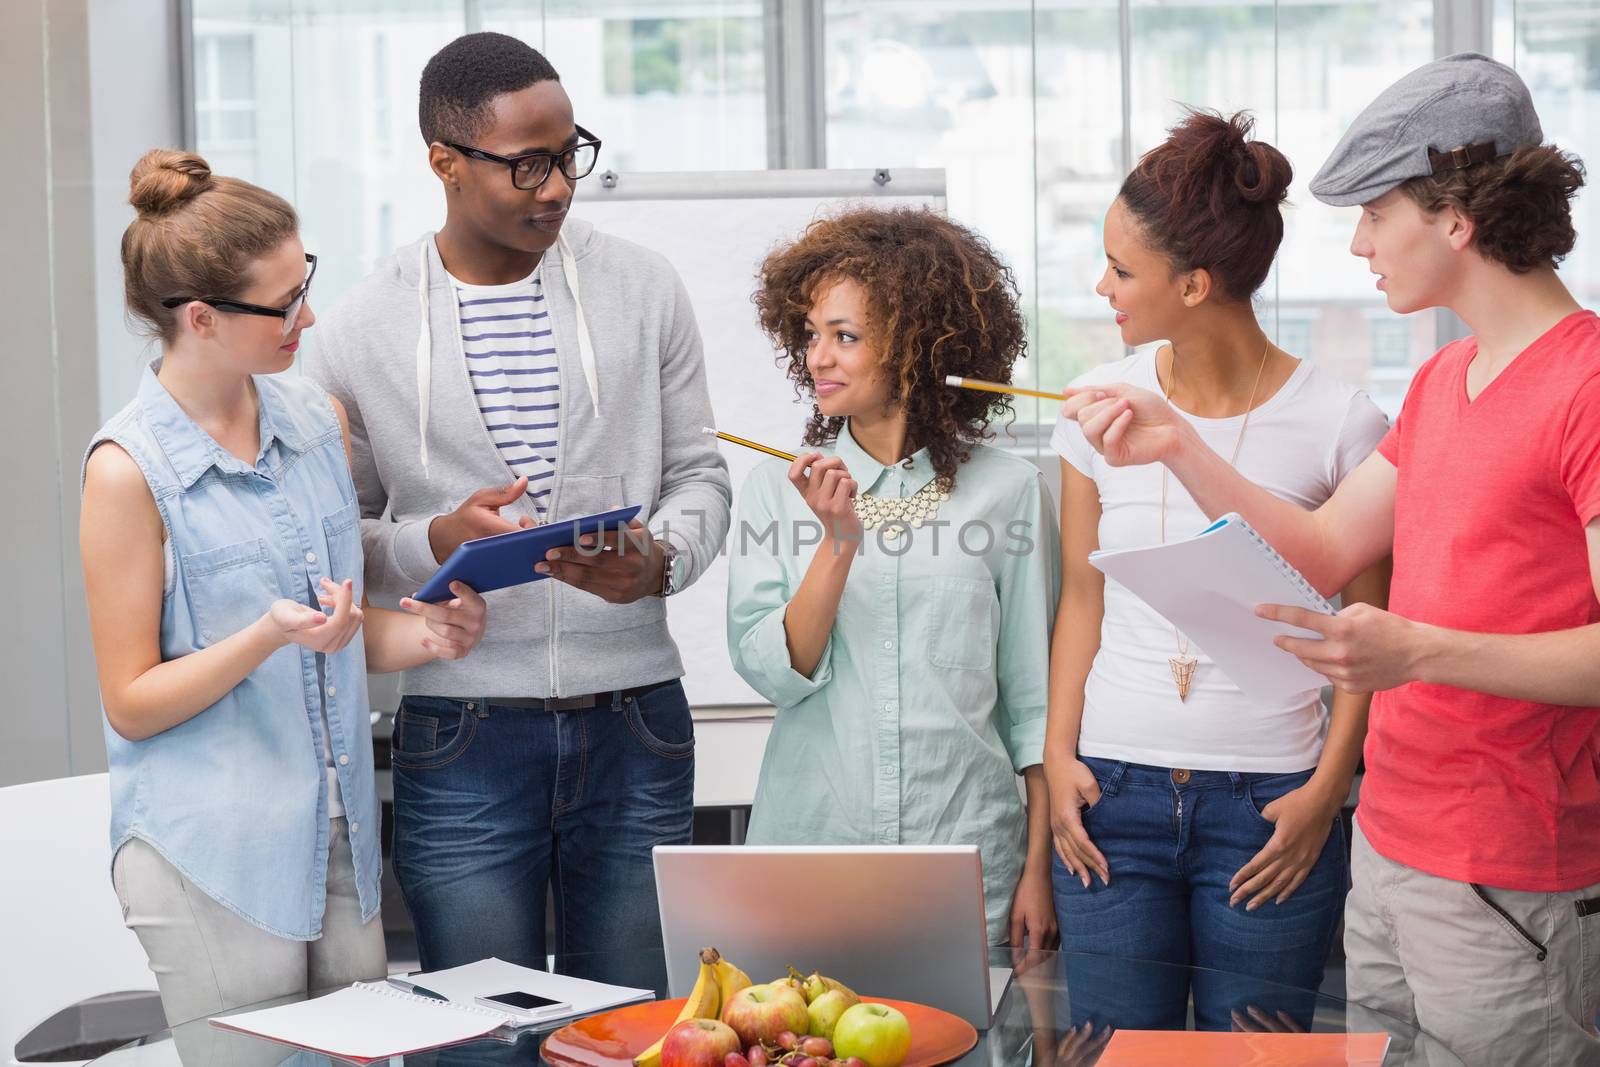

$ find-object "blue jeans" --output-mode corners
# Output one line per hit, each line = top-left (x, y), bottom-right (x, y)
(390, 680), (695, 993)
(1051, 757), (1347, 1032)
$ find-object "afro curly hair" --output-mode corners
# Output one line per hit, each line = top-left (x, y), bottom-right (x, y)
(753, 206), (1028, 490)
(419, 32), (560, 146)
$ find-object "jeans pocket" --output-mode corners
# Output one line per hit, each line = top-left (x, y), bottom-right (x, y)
(391, 698), (476, 768)
(1244, 769), (1315, 827)
(1078, 757), (1121, 818)
(622, 683), (695, 759)
(1081, 777), (1113, 820)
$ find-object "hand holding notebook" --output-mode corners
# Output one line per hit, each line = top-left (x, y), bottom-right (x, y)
(1087, 512), (1335, 702)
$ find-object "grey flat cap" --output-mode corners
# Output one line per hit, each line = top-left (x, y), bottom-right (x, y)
(1311, 52), (1542, 206)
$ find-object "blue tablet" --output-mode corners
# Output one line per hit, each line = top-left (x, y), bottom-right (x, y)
(413, 505), (642, 603)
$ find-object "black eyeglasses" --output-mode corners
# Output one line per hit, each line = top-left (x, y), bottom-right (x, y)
(444, 126), (603, 191)
(161, 253), (317, 339)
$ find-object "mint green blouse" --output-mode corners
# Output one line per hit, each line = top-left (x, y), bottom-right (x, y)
(726, 422), (1060, 943)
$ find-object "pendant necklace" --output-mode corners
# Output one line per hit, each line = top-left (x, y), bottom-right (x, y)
(1158, 341), (1271, 701)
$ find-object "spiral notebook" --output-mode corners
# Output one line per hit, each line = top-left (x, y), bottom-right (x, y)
(209, 982), (509, 1063)
(1087, 512), (1335, 702)
(209, 958), (654, 1064)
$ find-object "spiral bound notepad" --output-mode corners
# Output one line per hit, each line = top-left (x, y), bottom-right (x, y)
(209, 958), (654, 1063)
(1088, 512), (1335, 702)
(210, 981), (510, 1063)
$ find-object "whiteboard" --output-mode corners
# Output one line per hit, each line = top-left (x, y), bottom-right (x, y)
(571, 169), (946, 706)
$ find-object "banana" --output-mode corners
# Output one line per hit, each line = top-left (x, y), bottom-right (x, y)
(714, 953), (752, 1004)
(634, 948), (724, 1067)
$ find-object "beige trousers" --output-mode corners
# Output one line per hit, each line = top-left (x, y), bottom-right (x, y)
(1345, 818), (1600, 1067)
(112, 817), (386, 1065)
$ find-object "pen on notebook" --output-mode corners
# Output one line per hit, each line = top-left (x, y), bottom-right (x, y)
(944, 374), (1066, 402)
(386, 976), (449, 1001)
(702, 427), (799, 462)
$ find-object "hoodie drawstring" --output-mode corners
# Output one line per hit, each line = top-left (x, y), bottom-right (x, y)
(415, 241), (433, 477)
(557, 230), (602, 418)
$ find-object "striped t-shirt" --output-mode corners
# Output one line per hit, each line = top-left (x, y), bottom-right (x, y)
(450, 267), (559, 514)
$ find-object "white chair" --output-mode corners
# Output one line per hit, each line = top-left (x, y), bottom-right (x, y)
(0, 773), (159, 1066)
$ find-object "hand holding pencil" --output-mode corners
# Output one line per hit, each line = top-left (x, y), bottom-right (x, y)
(703, 427), (860, 540)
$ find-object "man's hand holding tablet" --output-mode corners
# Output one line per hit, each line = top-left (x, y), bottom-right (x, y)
(536, 519), (668, 604)
(414, 505), (644, 604)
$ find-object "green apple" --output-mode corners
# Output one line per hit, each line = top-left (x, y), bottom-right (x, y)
(806, 988), (860, 1041)
(832, 1003), (912, 1067)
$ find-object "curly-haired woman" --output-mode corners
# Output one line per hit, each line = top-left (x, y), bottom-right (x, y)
(725, 207), (1061, 950)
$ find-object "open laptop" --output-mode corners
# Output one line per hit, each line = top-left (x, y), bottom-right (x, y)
(654, 845), (1003, 1030)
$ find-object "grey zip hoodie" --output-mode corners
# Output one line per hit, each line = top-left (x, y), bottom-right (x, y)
(303, 219), (731, 698)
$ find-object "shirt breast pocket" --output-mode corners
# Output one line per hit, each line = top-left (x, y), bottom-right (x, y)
(182, 538), (279, 646)
(924, 575), (996, 672)
(322, 502), (364, 602)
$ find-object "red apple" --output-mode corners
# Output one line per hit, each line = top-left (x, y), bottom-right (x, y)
(661, 1019), (742, 1067)
(721, 984), (811, 1048)
(832, 1003), (912, 1067)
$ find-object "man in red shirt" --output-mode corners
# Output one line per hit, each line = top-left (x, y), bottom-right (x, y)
(1060, 54), (1600, 1066)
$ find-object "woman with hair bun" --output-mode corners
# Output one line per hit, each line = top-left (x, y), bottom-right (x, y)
(80, 149), (488, 1023)
(1043, 111), (1391, 1030)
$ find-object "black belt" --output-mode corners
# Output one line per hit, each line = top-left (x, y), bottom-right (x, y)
(485, 681), (668, 712)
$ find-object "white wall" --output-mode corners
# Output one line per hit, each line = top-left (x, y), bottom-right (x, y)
(0, 0), (183, 787)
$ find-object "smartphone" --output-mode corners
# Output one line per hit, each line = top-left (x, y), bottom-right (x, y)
(474, 990), (571, 1019)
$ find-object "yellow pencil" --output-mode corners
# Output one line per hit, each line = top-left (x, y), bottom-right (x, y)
(944, 374), (1066, 402)
(702, 427), (799, 462)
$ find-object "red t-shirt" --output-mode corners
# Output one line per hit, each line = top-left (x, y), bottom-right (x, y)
(1359, 309), (1600, 891)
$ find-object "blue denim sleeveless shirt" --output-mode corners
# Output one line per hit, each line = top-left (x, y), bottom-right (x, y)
(85, 363), (381, 939)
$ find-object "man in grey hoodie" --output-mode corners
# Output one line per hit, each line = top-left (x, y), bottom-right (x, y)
(303, 32), (730, 990)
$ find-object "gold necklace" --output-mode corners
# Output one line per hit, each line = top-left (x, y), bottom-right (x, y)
(1158, 341), (1271, 701)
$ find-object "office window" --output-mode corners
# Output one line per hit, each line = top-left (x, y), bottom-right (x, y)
(1277, 316), (1314, 360)
(194, 34), (257, 158)
(1496, 0), (1600, 307)
(189, 0), (767, 309)
(484, 1), (768, 173)
(824, 2), (1124, 424)
(822, 1), (1436, 425)
(185, 0), (1576, 431)
(1370, 318), (1411, 369)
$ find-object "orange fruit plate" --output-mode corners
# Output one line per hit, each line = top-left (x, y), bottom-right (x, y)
(541, 997), (979, 1067)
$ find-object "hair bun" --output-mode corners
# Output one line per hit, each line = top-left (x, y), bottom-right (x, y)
(129, 149), (213, 216)
(1234, 137), (1293, 205)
